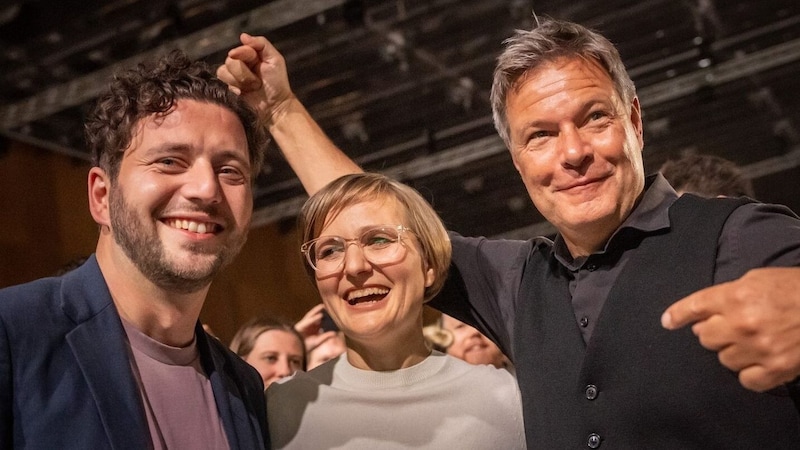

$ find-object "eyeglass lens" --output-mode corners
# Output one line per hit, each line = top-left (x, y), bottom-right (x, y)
(307, 226), (405, 273)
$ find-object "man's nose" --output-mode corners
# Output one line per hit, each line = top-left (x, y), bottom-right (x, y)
(184, 163), (222, 203)
(558, 124), (591, 169)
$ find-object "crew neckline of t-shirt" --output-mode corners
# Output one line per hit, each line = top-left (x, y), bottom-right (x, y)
(121, 316), (198, 366)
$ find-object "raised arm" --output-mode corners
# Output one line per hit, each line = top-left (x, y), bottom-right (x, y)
(217, 33), (361, 195)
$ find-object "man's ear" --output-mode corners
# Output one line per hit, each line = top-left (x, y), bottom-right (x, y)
(630, 96), (644, 148)
(88, 167), (111, 227)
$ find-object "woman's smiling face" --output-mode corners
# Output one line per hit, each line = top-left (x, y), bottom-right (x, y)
(313, 196), (435, 345)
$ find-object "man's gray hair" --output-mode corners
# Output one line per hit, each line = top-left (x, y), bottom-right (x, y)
(490, 18), (637, 149)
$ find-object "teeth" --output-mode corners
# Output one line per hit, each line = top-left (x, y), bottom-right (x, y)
(167, 219), (217, 234)
(348, 297), (383, 306)
(347, 287), (389, 302)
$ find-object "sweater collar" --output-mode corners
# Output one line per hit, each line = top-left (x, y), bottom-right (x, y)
(333, 350), (449, 390)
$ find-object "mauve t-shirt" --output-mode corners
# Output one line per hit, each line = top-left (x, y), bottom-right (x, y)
(122, 318), (230, 450)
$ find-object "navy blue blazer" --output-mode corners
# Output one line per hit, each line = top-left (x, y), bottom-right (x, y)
(0, 255), (268, 449)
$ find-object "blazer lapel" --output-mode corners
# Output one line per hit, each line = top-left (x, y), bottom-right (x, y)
(62, 257), (150, 449)
(67, 307), (150, 449)
(197, 327), (265, 450)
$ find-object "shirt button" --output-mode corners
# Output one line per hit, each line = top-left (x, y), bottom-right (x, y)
(579, 316), (589, 328)
(585, 384), (598, 400)
(586, 263), (597, 271)
(588, 433), (602, 448)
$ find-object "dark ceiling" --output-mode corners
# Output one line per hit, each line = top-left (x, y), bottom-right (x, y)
(2, 0), (799, 238)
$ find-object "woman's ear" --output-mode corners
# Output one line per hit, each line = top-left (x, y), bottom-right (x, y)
(88, 167), (111, 227)
(424, 262), (435, 288)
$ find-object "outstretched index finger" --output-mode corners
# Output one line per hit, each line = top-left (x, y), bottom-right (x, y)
(661, 284), (727, 330)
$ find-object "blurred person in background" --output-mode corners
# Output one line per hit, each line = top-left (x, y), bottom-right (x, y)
(230, 317), (306, 389)
(660, 152), (755, 198)
(440, 314), (513, 372)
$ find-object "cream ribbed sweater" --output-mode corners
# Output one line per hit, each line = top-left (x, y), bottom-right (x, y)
(267, 350), (525, 449)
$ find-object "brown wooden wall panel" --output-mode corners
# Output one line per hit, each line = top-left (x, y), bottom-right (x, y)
(0, 142), (96, 285)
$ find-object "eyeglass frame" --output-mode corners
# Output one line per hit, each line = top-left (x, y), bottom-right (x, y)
(300, 225), (416, 275)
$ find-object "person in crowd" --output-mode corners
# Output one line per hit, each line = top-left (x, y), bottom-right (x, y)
(231, 317), (306, 389)
(422, 319), (453, 352)
(660, 152), (755, 198)
(439, 314), (513, 372)
(0, 50), (270, 449)
(294, 303), (347, 370)
(266, 172), (525, 449)
(219, 17), (800, 447)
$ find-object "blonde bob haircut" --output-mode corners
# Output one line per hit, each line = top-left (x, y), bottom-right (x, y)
(299, 172), (452, 302)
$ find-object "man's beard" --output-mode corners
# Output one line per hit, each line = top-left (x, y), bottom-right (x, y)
(108, 185), (247, 294)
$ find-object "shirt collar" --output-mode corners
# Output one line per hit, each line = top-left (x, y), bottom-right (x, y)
(551, 173), (679, 269)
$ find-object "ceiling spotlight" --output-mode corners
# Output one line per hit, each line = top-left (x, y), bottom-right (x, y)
(462, 175), (484, 194)
(448, 77), (476, 111)
(379, 30), (409, 72)
(87, 49), (109, 64)
(506, 196), (527, 212)
(45, 31), (62, 44)
(341, 114), (369, 143)
(647, 117), (671, 137)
